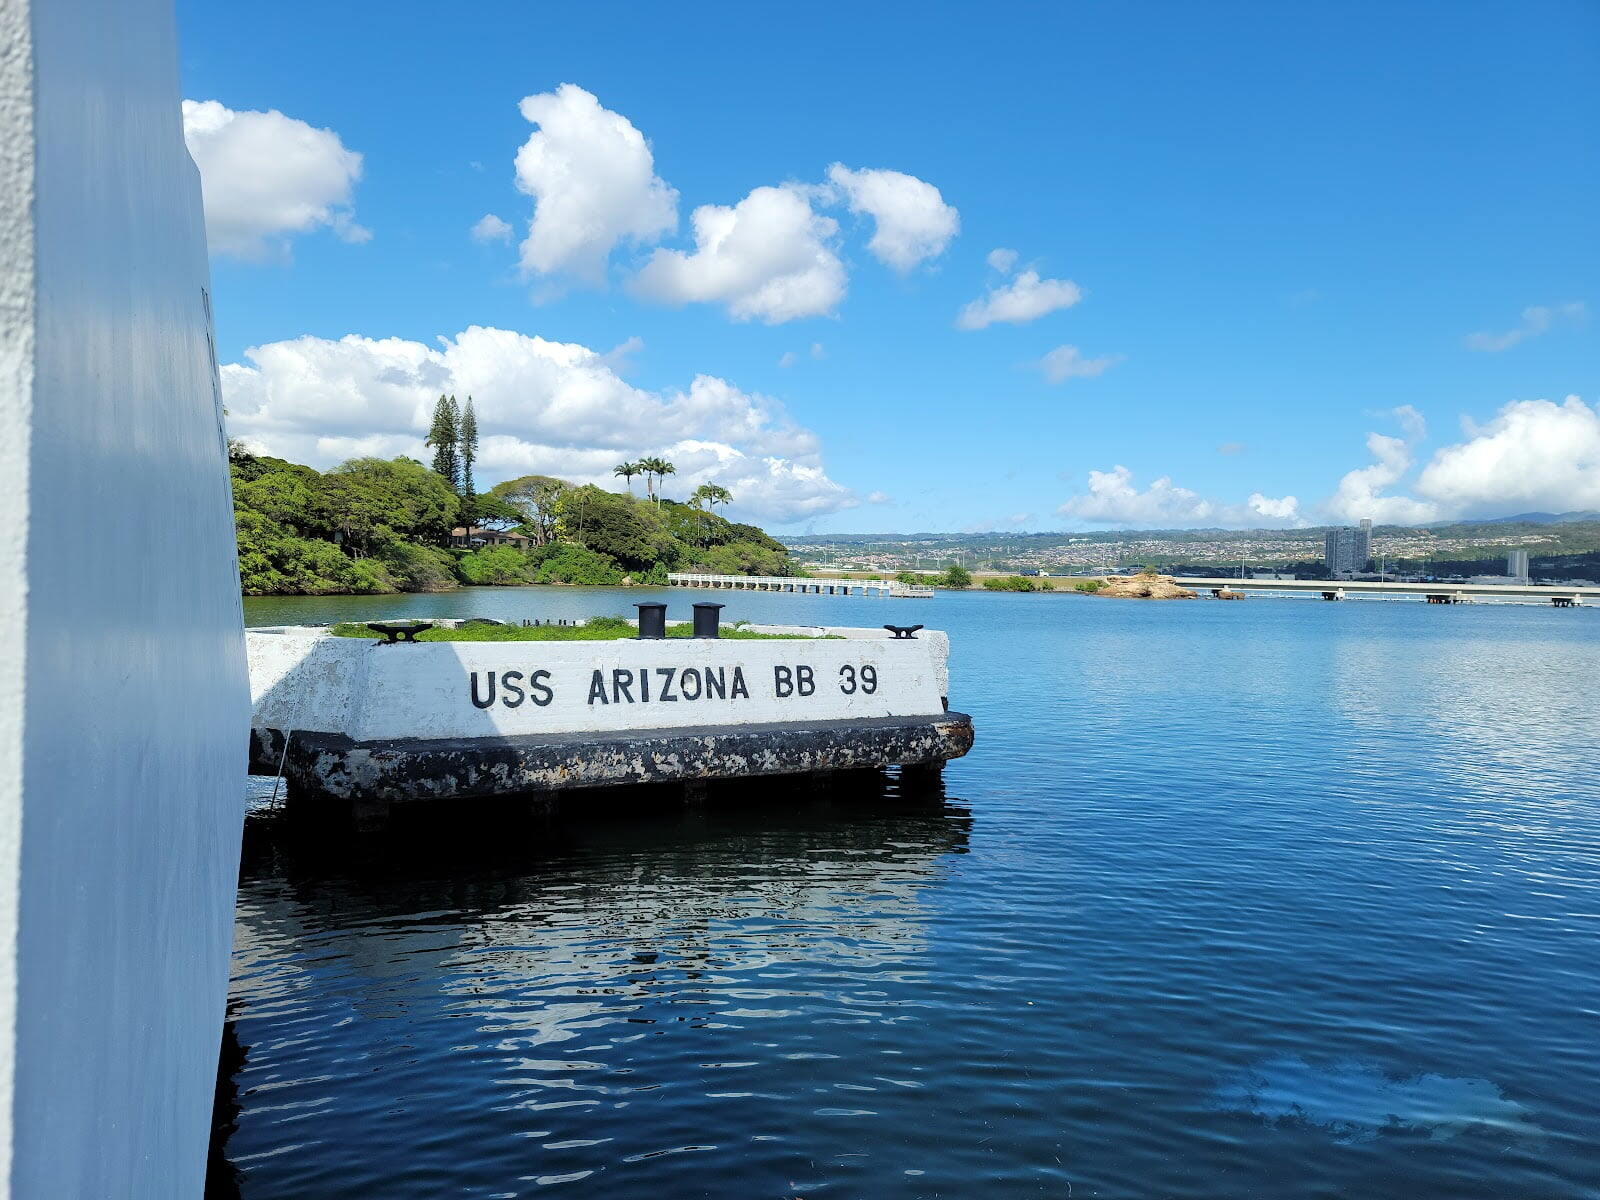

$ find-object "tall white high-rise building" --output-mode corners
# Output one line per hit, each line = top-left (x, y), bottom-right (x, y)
(1324, 519), (1373, 578)
(1507, 549), (1530, 581)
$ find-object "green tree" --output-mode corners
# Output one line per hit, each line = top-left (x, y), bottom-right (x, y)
(941, 564), (972, 588)
(637, 456), (676, 506)
(556, 485), (676, 570)
(661, 501), (722, 548)
(984, 575), (1039, 592)
(319, 457), (459, 554)
(653, 458), (677, 505)
(233, 465), (328, 536)
(491, 474), (570, 545)
(464, 491), (523, 531)
(458, 545), (532, 586)
(425, 394), (461, 490)
(458, 396), (479, 501)
(690, 482), (732, 512)
(683, 540), (793, 577)
(526, 543), (625, 586)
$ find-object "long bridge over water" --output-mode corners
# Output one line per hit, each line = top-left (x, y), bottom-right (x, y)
(1174, 577), (1597, 606)
(668, 572), (933, 598)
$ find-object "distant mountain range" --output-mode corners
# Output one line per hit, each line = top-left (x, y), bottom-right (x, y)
(1469, 511), (1600, 526)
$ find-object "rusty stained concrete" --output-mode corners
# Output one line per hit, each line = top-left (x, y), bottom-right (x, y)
(251, 712), (974, 816)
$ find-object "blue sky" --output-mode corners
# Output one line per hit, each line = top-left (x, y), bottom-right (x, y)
(178, 0), (1598, 532)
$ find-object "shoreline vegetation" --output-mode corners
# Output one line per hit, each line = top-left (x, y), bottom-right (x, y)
(231, 399), (797, 597)
(230, 414), (987, 598)
(969, 569), (1196, 597)
(229, 405), (1189, 603)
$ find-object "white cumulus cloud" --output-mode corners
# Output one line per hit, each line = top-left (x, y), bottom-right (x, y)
(1058, 466), (1216, 525)
(824, 164), (958, 272)
(957, 262), (1082, 330)
(1463, 302), (1585, 352)
(182, 99), (368, 259)
(1414, 395), (1600, 516)
(514, 83), (678, 283)
(1325, 432), (1442, 524)
(1248, 492), (1300, 520)
(1057, 469), (1305, 528)
(471, 213), (513, 243)
(222, 325), (855, 523)
(1036, 344), (1122, 384)
(631, 184), (845, 323)
(986, 247), (1018, 274)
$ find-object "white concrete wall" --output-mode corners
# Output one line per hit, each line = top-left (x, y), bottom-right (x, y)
(250, 625), (951, 742)
(0, 1), (249, 1196)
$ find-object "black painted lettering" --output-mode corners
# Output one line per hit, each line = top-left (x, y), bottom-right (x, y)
(861, 664), (878, 694)
(528, 669), (554, 707)
(704, 666), (727, 700)
(471, 671), (496, 709)
(612, 669), (635, 703)
(658, 666), (678, 701)
(731, 666), (749, 699)
(774, 665), (794, 698)
(796, 665), (814, 697)
(501, 670), (525, 708)
(587, 670), (608, 705)
(638, 665), (649, 702)
(839, 664), (856, 694)
(679, 667), (702, 700)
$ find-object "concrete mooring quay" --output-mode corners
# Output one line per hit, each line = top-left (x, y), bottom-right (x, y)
(248, 613), (974, 829)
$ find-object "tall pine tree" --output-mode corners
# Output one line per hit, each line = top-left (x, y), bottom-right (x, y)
(425, 394), (460, 492)
(459, 397), (479, 505)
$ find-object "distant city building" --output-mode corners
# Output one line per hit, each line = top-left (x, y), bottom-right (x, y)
(1507, 549), (1530, 581)
(1324, 519), (1373, 578)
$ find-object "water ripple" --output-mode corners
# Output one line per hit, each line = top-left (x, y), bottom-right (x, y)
(219, 592), (1600, 1198)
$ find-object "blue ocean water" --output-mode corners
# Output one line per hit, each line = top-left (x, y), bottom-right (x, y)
(220, 588), (1600, 1197)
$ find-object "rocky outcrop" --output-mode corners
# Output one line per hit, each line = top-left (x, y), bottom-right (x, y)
(1091, 574), (1198, 600)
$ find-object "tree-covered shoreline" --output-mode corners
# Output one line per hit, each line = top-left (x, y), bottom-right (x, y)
(231, 401), (794, 596)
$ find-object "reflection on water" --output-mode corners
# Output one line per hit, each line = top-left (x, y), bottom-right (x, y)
(1211, 1056), (1540, 1143)
(221, 780), (973, 1197)
(223, 590), (1600, 1198)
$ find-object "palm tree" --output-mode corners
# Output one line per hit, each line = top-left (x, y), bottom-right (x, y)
(636, 457), (660, 504)
(653, 459), (676, 506)
(691, 482), (732, 512)
(637, 456), (675, 506)
(613, 461), (641, 494)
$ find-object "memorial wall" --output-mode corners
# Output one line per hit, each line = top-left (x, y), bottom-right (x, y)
(0, 1), (249, 1195)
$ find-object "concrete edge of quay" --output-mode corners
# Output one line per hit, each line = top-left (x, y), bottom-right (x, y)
(249, 711), (975, 828)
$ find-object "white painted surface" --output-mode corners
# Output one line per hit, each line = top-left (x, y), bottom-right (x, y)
(0, 0), (34, 1183)
(250, 624), (952, 741)
(0, 1), (249, 1196)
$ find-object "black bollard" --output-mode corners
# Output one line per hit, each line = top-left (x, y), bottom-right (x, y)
(635, 602), (668, 639)
(692, 602), (725, 639)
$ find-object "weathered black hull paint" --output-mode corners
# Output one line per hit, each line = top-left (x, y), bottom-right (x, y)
(249, 713), (975, 809)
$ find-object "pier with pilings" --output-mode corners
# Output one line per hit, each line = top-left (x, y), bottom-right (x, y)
(1174, 577), (1595, 606)
(669, 571), (931, 598)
